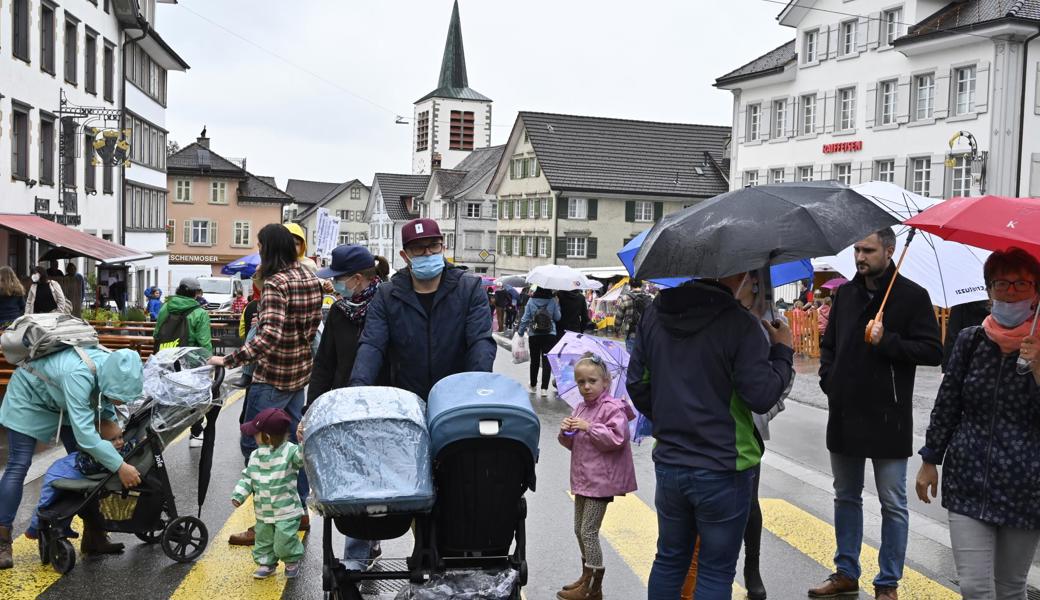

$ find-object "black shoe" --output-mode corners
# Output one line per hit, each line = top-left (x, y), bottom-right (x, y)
(745, 559), (766, 600)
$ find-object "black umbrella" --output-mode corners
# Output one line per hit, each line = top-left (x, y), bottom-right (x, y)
(633, 181), (899, 280)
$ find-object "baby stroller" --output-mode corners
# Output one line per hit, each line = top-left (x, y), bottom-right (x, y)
(36, 347), (225, 574)
(305, 373), (539, 600)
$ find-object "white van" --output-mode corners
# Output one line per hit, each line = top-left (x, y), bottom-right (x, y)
(197, 276), (244, 311)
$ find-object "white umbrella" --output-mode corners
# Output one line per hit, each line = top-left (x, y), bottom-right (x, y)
(820, 181), (990, 308)
(526, 265), (594, 291)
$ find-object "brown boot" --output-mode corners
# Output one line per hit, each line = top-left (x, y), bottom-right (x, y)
(81, 526), (125, 555)
(874, 586), (898, 600)
(807, 572), (859, 598)
(228, 525), (255, 546)
(0, 525), (13, 569)
(560, 564), (592, 592)
(556, 567), (603, 600)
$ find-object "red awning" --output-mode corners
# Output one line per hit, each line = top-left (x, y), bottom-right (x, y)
(0, 214), (152, 264)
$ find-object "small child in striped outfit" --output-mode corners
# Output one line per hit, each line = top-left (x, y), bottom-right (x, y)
(232, 407), (305, 579)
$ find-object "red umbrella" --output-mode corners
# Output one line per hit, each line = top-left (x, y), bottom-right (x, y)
(905, 195), (1040, 259)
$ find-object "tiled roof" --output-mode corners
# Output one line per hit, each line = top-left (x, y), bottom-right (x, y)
(374, 173), (431, 221)
(239, 175), (292, 203)
(256, 176), (278, 188)
(285, 179), (340, 206)
(444, 145), (505, 198)
(297, 179), (368, 220)
(519, 112), (731, 198)
(429, 170), (467, 200)
(166, 142), (245, 176)
(900, 0), (1040, 42)
(715, 40), (796, 86)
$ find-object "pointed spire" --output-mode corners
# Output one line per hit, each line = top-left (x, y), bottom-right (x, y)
(437, 0), (468, 90)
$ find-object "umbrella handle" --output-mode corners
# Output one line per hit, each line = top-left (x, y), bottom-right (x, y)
(864, 229), (916, 343)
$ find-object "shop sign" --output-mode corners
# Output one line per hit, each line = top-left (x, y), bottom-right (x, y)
(822, 141), (863, 154)
(169, 254), (238, 264)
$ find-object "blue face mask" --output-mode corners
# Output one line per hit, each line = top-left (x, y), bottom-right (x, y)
(990, 298), (1036, 328)
(410, 254), (445, 280)
(333, 280), (351, 297)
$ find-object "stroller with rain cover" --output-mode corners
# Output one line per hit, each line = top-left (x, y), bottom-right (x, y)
(303, 372), (539, 600)
(36, 347), (225, 574)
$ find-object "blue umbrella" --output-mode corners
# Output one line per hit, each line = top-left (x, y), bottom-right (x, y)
(618, 229), (812, 289)
(221, 252), (260, 278)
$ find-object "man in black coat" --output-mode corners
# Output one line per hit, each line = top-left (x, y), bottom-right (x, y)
(809, 228), (942, 600)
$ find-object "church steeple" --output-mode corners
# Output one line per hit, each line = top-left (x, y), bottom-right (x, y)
(416, 0), (491, 103)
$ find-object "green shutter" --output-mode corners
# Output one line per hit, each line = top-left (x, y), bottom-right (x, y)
(654, 201), (664, 221)
(520, 237), (526, 255)
(556, 237), (567, 258)
(520, 198), (528, 217)
(587, 198), (598, 220)
(587, 237), (598, 259)
(547, 196), (553, 216)
(557, 197), (568, 218)
(625, 201), (635, 222)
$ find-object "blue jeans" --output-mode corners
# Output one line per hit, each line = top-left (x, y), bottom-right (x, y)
(830, 453), (909, 588)
(648, 464), (755, 600)
(29, 454), (83, 533)
(0, 427), (77, 528)
(240, 383), (309, 504)
(342, 537), (380, 571)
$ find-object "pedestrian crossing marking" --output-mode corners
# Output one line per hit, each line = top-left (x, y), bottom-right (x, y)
(760, 498), (959, 599)
(572, 492), (746, 598)
(0, 517), (81, 600)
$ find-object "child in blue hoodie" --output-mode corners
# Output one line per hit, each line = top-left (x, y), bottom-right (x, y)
(145, 287), (163, 321)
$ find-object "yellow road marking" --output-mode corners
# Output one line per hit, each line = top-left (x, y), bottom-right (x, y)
(760, 498), (958, 598)
(572, 492), (746, 598)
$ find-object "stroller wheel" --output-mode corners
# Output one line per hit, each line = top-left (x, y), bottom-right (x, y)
(161, 516), (209, 563)
(51, 539), (76, 574)
(37, 534), (50, 565)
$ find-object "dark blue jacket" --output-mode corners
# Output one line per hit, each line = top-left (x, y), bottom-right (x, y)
(627, 281), (794, 472)
(0, 294), (25, 325)
(349, 265), (496, 400)
(921, 326), (1040, 529)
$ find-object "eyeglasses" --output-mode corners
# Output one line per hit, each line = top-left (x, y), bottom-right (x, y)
(990, 279), (1037, 293)
(406, 241), (444, 257)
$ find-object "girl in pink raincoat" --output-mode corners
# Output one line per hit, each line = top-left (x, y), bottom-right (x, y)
(557, 352), (637, 600)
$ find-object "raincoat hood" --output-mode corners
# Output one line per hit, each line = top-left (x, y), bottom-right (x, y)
(656, 281), (742, 337)
(144, 286), (162, 300)
(284, 222), (308, 257)
(98, 348), (144, 403)
(167, 294), (202, 314)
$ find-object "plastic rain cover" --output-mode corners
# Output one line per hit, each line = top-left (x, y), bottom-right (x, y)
(301, 386), (434, 518)
(393, 569), (518, 600)
(138, 347), (214, 433)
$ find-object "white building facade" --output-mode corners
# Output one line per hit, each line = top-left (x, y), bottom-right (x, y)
(716, 0), (1040, 199)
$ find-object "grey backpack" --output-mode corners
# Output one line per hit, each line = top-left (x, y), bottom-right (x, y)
(1, 313), (100, 365)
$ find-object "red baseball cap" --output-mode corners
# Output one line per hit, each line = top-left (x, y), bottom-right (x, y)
(240, 407), (292, 437)
(401, 218), (442, 247)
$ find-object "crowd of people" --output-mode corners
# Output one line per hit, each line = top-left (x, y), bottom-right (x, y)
(0, 218), (1037, 600)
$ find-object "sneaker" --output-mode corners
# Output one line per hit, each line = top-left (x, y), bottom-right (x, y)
(188, 434), (204, 448)
(539, 388), (548, 398)
(253, 564), (277, 579)
(284, 562), (301, 578)
(528, 385), (537, 394)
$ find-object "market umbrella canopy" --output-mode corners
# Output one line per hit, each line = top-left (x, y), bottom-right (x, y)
(496, 275), (528, 288)
(633, 181), (899, 280)
(821, 277), (848, 290)
(905, 195), (1040, 261)
(221, 253), (260, 278)
(526, 264), (595, 291)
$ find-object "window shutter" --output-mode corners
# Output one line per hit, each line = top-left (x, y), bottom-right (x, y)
(825, 25), (838, 60)
(557, 197), (568, 218)
(737, 108), (746, 142)
(546, 196), (553, 216)
(587, 237), (598, 259)
(895, 75), (911, 124)
(556, 237), (567, 258)
(931, 154), (946, 199)
(624, 201), (635, 222)
(760, 103), (771, 141)
(827, 90), (838, 133)
(787, 96), (798, 137)
(867, 12), (881, 49)
(183, 220), (190, 244)
(210, 221), (218, 246)
(865, 84), (877, 128)
(975, 61), (991, 113)
(520, 198), (529, 217)
(520, 237), (526, 255)
(587, 198), (598, 220)
(816, 93), (829, 135)
(856, 17), (868, 53)
(934, 69), (951, 119)
(653, 202), (664, 221)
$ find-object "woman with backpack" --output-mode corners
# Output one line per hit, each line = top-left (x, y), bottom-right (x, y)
(517, 286), (561, 397)
(25, 266), (70, 315)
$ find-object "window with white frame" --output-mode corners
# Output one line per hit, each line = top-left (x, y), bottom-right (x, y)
(841, 20), (857, 56)
(489, 202), (497, 218)
(350, 187), (361, 199)
(233, 221), (251, 246)
(210, 181), (227, 204)
(634, 201), (653, 222)
(834, 163), (852, 185)
(527, 199), (538, 219)
(466, 202), (481, 218)
(540, 198), (550, 219)
(538, 237), (549, 257)
(770, 168), (785, 184)
(773, 99), (786, 138)
(914, 73), (935, 120)
(875, 160), (895, 182)
(803, 29), (818, 63)
(338, 233), (350, 245)
(801, 94), (816, 135)
(798, 166), (814, 181)
(950, 155), (972, 197)
(954, 66), (977, 115)
(190, 219), (210, 245)
(445, 233), (455, 250)
(884, 8), (903, 45)
(525, 236), (536, 257)
(512, 237), (520, 256)
(464, 231), (481, 250)
(336, 209), (350, 220)
(879, 80), (897, 125)
(838, 87), (856, 130)
(175, 180), (191, 202)
(743, 171), (759, 187)
(166, 219), (175, 245)
(746, 104), (760, 142)
(911, 157), (931, 196)
(566, 237), (587, 258)
(568, 198), (588, 219)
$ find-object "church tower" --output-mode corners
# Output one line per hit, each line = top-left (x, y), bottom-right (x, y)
(412, 0), (492, 174)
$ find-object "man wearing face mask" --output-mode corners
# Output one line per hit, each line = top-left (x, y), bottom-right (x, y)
(810, 227), (942, 600)
(349, 218), (495, 400)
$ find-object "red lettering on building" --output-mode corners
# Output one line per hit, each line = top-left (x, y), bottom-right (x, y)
(822, 141), (863, 154)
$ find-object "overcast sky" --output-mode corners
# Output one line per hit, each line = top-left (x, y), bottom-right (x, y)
(160, 0), (792, 188)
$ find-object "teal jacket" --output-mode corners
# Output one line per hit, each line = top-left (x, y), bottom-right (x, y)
(155, 295), (213, 355)
(0, 347), (142, 472)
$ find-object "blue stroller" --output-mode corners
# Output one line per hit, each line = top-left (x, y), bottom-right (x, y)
(304, 373), (539, 599)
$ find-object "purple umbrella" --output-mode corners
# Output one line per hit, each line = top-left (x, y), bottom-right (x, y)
(821, 277), (848, 290)
(546, 332), (632, 410)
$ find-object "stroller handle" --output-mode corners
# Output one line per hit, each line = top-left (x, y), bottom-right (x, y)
(210, 365), (225, 396)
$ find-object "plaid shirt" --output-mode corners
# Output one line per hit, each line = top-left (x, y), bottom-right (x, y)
(614, 290), (652, 339)
(224, 264), (322, 391)
(232, 441), (304, 523)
